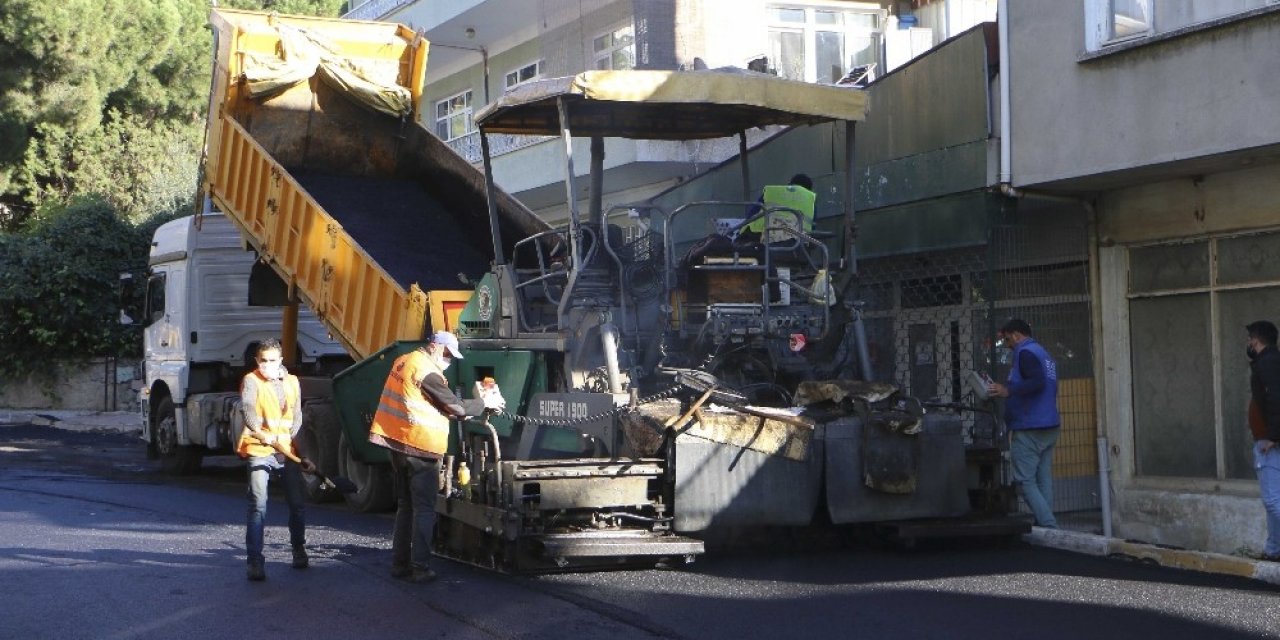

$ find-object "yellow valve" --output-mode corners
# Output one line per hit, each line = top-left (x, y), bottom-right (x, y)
(457, 462), (472, 501)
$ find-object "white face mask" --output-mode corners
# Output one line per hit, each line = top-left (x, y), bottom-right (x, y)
(257, 350), (284, 380)
(437, 354), (453, 371)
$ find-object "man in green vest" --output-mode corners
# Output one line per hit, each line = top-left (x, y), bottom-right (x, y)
(740, 173), (816, 244)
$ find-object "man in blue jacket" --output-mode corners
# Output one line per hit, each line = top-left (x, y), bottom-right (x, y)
(988, 318), (1060, 528)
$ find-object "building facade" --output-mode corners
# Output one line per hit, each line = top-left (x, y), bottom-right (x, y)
(344, 0), (995, 226)
(1008, 0), (1280, 554)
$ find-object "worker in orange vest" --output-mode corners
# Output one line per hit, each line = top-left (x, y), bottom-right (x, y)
(370, 330), (505, 583)
(237, 338), (315, 582)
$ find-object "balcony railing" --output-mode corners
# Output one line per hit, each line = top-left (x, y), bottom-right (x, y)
(342, 0), (413, 21)
(446, 131), (555, 164)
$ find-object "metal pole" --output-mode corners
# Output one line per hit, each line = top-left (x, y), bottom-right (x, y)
(479, 130), (505, 265)
(1097, 435), (1113, 538)
(739, 131), (751, 201)
(556, 97), (582, 330)
(843, 121), (858, 275)
(589, 136), (605, 228)
(844, 120), (873, 381)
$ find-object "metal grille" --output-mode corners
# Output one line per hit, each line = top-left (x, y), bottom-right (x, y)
(858, 221), (1099, 522)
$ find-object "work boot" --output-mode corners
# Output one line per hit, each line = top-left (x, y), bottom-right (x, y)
(402, 567), (436, 584)
(247, 559), (266, 582)
(291, 545), (310, 569)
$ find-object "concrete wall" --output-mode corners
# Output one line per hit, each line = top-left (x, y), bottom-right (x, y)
(0, 359), (141, 412)
(1009, 1), (1280, 189)
(1096, 162), (1280, 555)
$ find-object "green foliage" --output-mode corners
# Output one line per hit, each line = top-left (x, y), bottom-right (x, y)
(0, 198), (182, 384)
(0, 0), (344, 230)
(0, 0), (345, 381)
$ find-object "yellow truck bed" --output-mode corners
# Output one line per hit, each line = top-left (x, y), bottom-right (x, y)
(205, 9), (546, 359)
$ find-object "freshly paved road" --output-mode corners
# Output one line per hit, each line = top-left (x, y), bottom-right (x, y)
(2, 423), (1277, 640)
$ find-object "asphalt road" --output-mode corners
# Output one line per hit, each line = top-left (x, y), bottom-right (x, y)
(2, 423), (1278, 640)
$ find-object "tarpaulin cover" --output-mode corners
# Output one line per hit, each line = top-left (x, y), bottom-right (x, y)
(242, 19), (412, 118)
(475, 69), (868, 139)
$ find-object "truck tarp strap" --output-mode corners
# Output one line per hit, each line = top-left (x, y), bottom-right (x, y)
(242, 21), (412, 118)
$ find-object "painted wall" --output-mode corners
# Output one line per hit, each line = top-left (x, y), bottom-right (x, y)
(0, 359), (141, 412)
(1008, 2), (1280, 189)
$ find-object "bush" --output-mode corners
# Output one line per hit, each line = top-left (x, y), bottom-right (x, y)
(0, 197), (181, 385)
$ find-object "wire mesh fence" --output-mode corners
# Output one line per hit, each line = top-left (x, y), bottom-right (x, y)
(858, 221), (1099, 523)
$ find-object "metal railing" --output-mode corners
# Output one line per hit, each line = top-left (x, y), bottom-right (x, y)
(447, 132), (555, 164)
(342, 0), (413, 21)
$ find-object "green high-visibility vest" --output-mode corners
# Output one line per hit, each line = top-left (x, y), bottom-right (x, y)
(747, 185), (816, 235)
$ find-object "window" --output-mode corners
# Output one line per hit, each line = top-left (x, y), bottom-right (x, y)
(434, 90), (474, 142)
(144, 273), (166, 326)
(1086, 0), (1279, 52)
(593, 24), (635, 70)
(1127, 231), (1280, 481)
(767, 4), (883, 84)
(1110, 0), (1151, 40)
(504, 60), (543, 90)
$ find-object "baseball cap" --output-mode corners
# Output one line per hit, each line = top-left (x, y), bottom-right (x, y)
(431, 330), (464, 359)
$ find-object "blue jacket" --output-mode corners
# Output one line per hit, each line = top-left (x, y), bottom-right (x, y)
(1005, 338), (1060, 431)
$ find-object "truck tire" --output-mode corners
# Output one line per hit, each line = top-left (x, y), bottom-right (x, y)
(153, 396), (203, 475)
(337, 430), (394, 512)
(299, 401), (341, 503)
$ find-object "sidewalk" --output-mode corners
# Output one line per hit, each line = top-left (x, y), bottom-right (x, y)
(1023, 526), (1280, 587)
(0, 409), (142, 435)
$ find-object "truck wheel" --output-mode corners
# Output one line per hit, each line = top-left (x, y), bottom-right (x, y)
(299, 402), (340, 503)
(337, 430), (393, 512)
(153, 397), (202, 475)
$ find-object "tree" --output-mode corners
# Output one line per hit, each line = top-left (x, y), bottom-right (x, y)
(0, 0), (344, 230)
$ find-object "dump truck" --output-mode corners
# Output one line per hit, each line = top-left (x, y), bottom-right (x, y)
(137, 8), (705, 569)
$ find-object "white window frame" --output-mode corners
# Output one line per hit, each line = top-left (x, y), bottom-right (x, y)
(1085, 0), (1280, 52)
(592, 22), (636, 71)
(766, 3), (884, 84)
(434, 89), (474, 142)
(504, 60), (544, 90)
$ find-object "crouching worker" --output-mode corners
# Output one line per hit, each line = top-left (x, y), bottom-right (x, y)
(237, 338), (315, 581)
(370, 331), (506, 584)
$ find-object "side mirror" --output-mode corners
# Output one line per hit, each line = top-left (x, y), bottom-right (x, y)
(118, 272), (137, 326)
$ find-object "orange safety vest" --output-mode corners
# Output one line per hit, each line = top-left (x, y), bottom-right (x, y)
(369, 349), (451, 457)
(236, 370), (301, 458)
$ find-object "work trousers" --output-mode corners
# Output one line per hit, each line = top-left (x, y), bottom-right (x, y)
(1254, 441), (1280, 557)
(390, 451), (440, 571)
(1011, 427), (1060, 528)
(245, 454), (306, 564)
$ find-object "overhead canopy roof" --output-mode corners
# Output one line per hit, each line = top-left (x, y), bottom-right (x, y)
(474, 69), (868, 140)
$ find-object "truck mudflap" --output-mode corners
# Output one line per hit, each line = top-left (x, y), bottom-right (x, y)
(824, 412), (971, 524)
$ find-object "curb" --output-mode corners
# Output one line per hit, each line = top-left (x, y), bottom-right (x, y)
(0, 409), (142, 435)
(1024, 526), (1280, 587)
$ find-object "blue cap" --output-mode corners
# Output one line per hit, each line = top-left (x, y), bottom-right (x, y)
(431, 331), (464, 359)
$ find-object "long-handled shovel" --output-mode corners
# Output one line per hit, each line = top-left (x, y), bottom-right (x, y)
(253, 434), (358, 494)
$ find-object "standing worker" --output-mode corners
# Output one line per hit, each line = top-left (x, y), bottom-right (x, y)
(369, 330), (505, 583)
(987, 318), (1061, 529)
(1245, 321), (1280, 562)
(237, 338), (314, 581)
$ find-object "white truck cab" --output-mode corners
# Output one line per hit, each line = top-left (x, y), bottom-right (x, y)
(139, 213), (347, 473)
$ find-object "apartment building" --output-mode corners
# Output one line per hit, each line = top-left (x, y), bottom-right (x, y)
(344, 0), (994, 225)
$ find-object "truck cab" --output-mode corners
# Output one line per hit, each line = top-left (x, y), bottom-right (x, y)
(140, 212), (348, 473)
